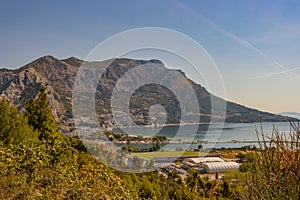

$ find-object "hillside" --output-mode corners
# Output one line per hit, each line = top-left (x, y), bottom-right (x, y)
(0, 91), (201, 199)
(0, 55), (295, 132)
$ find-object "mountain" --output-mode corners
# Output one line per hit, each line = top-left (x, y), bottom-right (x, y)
(279, 112), (300, 120)
(0, 55), (295, 132)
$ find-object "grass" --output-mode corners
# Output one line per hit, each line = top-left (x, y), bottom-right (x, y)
(212, 149), (250, 159)
(238, 122), (300, 199)
(129, 150), (207, 160)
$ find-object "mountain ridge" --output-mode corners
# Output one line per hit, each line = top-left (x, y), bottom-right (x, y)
(279, 112), (300, 120)
(0, 55), (296, 133)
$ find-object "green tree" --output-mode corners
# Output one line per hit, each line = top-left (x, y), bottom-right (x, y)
(139, 179), (155, 199)
(0, 97), (37, 145)
(25, 86), (60, 140)
(0, 97), (18, 144)
(198, 144), (203, 151)
(204, 181), (212, 198)
(222, 181), (230, 198)
(215, 172), (219, 180)
(185, 168), (204, 193)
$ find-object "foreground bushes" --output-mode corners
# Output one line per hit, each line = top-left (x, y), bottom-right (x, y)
(1, 86), (299, 199)
(227, 123), (300, 200)
(0, 87), (203, 199)
(0, 141), (132, 199)
(0, 88), (133, 199)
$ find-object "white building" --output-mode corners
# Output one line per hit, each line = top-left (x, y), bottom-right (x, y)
(202, 162), (239, 173)
(183, 157), (239, 173)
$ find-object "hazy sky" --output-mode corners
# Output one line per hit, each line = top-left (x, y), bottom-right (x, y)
(1, 0), (300, 113)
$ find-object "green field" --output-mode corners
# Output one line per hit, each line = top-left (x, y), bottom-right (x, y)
(130, 150), (208, 160)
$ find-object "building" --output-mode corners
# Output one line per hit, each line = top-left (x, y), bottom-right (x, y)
(185, 157), (224, 164)
(202, 162), (239, 173)
(183, 157), (240, 173)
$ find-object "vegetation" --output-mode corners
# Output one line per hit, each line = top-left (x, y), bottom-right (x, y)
(184, 168), (234, 199)
(0, 87), (133, 199)
(117, 171), (201, 200)
(104, 131), (168, 143)
(1, 86), (299, 199)
(121, 144), (161, 153)
(223, 123), (300, 199)
(0, 97), (38, 146)
(25, 86), (60, 141)
(239, 123), (300, 199)
(102, 131), (168, 152)
(0, 86), (218, 199)
(130, 150), (204, 160)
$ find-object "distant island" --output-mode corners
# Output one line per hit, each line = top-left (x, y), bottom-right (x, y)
(279, 112), (300, 120)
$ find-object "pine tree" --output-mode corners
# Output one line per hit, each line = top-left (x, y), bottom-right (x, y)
(25, 86), (60, 140)
(0, 97), (19, 144)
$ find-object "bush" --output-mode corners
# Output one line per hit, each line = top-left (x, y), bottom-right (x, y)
(239, 122), (300, 200)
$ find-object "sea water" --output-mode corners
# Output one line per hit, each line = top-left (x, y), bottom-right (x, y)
(114, 122), (295, 149)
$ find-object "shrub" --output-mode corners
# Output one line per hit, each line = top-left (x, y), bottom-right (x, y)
(239, 122), (300, 200)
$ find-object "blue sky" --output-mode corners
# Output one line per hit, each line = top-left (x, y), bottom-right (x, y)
(1, 0), (300, 113)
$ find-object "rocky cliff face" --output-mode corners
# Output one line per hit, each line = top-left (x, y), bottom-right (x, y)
(0, 55), (295, 133)
(0, 56), (79, 122)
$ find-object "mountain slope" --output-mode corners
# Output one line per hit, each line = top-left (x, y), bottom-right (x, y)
(0, 56), (295, 132)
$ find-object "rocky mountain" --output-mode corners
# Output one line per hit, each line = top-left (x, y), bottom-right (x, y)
(0, 55), (295, 132)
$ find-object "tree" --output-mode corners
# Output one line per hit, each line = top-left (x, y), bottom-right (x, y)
(204, 181), (212, 198)
(185, 168), (204, 193)
(139, 179), (155, 199)
(25, 86), (60, 140)
(236, 152), (245, 162)
(0, 97), (18, 144)
(222, 181), (230, 198)
(198, 144), (203, 151)
(0, 97), (37, 145)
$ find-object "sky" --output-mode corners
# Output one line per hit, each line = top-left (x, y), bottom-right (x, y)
(1, 0), (300, 113)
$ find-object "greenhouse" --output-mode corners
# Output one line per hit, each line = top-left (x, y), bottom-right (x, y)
(185, 157), (224, 164)
(202, 162), (240, 173)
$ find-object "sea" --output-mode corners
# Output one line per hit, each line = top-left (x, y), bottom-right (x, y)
(113, 122), (297, 150)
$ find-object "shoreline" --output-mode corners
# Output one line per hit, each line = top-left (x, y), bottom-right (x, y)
(116, 121), (291, 129)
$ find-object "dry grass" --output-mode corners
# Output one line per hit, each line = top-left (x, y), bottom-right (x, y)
(240, 122), (300, 200)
